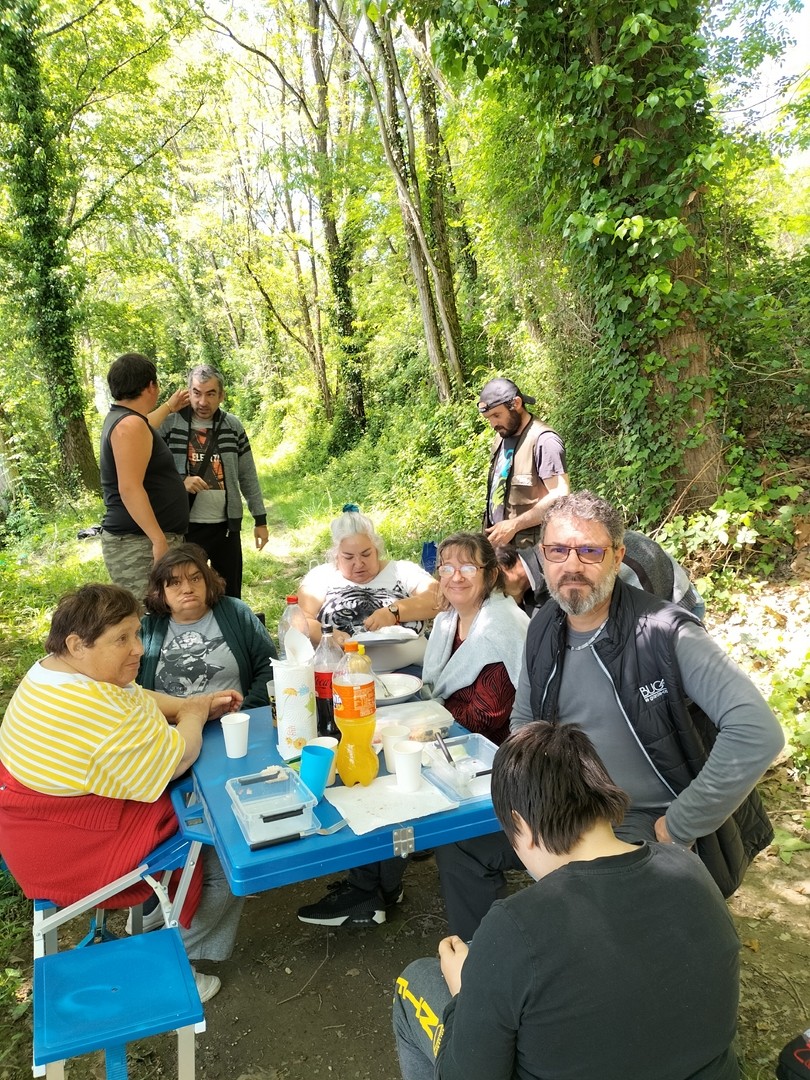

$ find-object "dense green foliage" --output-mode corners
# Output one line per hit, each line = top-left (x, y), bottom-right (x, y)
(0, 0), (807, 540)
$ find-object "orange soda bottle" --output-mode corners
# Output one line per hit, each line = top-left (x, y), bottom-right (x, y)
(333, 642), (379, 787)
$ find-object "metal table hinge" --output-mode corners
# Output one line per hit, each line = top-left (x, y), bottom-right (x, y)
(392, 826), (415, 858)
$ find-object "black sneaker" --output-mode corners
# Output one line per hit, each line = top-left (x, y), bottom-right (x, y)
(297, 880), (400, 927)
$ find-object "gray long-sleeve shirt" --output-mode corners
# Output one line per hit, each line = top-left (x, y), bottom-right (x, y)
(511, 620), (784, 846)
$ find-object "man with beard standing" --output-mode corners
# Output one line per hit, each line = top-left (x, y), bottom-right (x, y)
(479, 378), (569, 549)
(436, 491), (784, 941)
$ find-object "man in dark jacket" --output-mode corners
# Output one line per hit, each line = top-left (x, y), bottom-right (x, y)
(437, 491), (783, 941)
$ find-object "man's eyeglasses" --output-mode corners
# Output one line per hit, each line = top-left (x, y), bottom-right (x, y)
(437, 563), (482, 577)
(541, 545), (612, 564)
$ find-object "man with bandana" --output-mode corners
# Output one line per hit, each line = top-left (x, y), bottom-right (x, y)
(478, 377), (569, 549)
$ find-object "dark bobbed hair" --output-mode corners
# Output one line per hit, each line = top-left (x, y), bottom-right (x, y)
(540, 490), (625, 549)
(107, 352), (157, 401)
(494, 545), (520, 570)
(436, 532), (503, 609)
(45, 584), (142, 656)
(491, 722), (630, 856)
(145, 543), (226, 617)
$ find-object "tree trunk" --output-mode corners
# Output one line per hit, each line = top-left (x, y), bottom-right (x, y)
(359, 14), (461, 399)
(0, 1), (100, 494)
(416, 25), (464, 387)
(281, 128), (332, 417)
(309, 0), (365, 431)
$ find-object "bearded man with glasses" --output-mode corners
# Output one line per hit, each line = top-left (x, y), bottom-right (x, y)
(436, 491), (783, 941)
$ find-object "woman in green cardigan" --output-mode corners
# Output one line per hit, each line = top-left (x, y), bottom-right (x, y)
(139, 543), (276, 707)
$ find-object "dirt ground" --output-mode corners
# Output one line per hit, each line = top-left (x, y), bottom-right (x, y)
(7, 580), (809, 1080)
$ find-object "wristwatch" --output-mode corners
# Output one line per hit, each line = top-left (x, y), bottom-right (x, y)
(388, 604), (401, 625)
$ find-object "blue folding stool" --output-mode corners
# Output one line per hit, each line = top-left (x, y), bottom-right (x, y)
(28, 822), (207, 1079)
(33, 926), (204, 1080)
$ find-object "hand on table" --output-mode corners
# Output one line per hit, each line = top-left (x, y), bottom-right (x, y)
(206, 690), (244, 719)
(438, 935), (469, 996)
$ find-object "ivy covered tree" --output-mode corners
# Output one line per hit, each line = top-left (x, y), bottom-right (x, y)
(409, 0), (768, 513)
(0, 0), (99, 492)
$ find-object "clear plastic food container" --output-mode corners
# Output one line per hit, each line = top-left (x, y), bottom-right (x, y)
(226, 767), (319, 848)
(423, 733), (498, 801)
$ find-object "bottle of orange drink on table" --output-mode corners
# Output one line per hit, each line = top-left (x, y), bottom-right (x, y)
(333, 642), (379, 787)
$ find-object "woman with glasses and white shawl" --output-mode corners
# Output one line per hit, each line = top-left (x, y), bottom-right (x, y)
(422, 531), (529, 746)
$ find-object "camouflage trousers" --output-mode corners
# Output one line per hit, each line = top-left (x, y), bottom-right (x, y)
(101, 530), (185, 603)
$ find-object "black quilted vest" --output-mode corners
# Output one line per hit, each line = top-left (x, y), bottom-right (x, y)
(527, 578), (773, 897)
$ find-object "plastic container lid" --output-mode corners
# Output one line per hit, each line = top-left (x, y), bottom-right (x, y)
(285, 595), (299, 603)
(226, 767), (319, 848)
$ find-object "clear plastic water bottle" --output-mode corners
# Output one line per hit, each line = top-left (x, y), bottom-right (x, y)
(313, 625), (342, 738)
(277, 595), (309, 659)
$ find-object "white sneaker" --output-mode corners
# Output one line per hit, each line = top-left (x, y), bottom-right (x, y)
(193, 968), (221, 1004)
(125, 903), (166, 935)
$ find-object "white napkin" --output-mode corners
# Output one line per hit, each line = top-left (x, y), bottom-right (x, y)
(283, 626), (315, 663)
(324, 774), (458, 835)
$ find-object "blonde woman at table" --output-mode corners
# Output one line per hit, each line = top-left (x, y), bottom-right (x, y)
(296, 532), (529, 930)
(297, 505), (440, 667)
(0, 584), (243, 1003)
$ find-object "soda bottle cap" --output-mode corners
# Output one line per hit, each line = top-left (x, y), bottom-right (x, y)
(285, 595), (298, 603)
(357, 644), (366, 655)
(344, 641), (359, 652)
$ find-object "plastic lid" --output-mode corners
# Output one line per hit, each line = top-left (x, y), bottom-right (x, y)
(344, 641), (359, 652)
(285, 595), (298, 603)
(357, 644), (366, 655)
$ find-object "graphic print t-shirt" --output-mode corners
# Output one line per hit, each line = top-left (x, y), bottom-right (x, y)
(153, 610), (242, 696)
(188, 419), (227, 524)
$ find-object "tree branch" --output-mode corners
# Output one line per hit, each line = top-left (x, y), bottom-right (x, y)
(41, 0), (108, 39)
(240, 258), (310, 353)
(66, 99), (205, 235)
(200, 6), (318, 130)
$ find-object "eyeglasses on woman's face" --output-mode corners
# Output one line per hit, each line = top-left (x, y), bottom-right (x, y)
(437, 563), (482, 577)
(540, 545), (612, 564)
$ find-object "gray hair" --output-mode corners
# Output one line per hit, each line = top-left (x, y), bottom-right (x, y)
(188, 364), (224, 392)
(540, 491), (625, 548)
(328, 509), (386, 564)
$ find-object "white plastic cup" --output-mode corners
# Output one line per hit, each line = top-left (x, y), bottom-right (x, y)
(306, 736), (339, 786)
(381, 724), (410, 774)
(393, 740), (423, 793)
(221, 712), (250, 758)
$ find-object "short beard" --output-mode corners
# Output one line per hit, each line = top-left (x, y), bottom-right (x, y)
(548, 565), (618, 617)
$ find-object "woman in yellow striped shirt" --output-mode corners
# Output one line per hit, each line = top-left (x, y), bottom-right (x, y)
(0, 583), (242, 1003)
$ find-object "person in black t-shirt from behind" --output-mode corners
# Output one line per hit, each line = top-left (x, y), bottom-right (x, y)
(393, 722), (741, 1080)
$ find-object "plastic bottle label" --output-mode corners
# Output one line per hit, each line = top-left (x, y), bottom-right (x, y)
(333, 680), (375, 720)
(315, 671), (333, 700)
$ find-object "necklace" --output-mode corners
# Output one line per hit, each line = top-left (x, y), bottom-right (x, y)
(567, 617), (608, 652)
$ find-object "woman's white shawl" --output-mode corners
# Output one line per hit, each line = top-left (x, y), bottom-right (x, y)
(421, 592), (530, 703)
